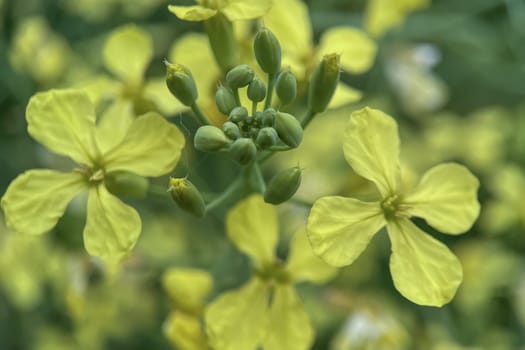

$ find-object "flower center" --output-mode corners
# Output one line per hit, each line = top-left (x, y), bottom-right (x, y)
(254, 259), (291, 285)
(381, 194), (402, 221)
(75, 165), (105, 185)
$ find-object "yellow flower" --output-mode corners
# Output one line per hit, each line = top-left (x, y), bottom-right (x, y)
(365, 0), (431, 37)
(1, 89), (185, 263)
(307, 107), (480, 306)
(205, 194), (336, 350)
(264, 0), (377, 108)
(168, 0), (272, 22)
(162, 268), (212, 350)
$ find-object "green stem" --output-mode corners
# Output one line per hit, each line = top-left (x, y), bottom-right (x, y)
(233, 88), (241, 107)
(148, 184), (170, 198)
(205, 177), (243, 212)
(289, 197), (313, 208)
(190, 102), (212, 125)
(264, 73), (277, 109)
(300, 108), (317, 129)
(252, 162), (266, 193)
(252, 101), (258, 116)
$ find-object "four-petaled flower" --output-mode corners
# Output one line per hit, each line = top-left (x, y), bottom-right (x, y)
(205, 194), (337, 350)
(307, 107), (480, 306)
(1, 89), (185, 263)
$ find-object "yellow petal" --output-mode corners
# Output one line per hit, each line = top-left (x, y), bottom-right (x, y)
(26, 89), (98, 166)
(318, 27), (377, 74)
(307, 196), (385, 267)
(1, 170), (86, 235)
(263, 0), (312, 60)
(96, 100), (135, 154)
(387, 219), (463, 307)
(263, 285), (313, 350)
(103, 25), (153, 85)
(162, 268), (213, 312)
(143, 77), (187, 116)
(221, 0), (272, 20)
(205, 278), (269, 350)
(404, 163), (480, 234)
(83, 184), (141, 263)
(344, 107), (401, 197)
(328, 83), (362, 109)
(226, 194), (278, 267)
(365, 0), (429, 37)
(103, 112), (185, 177)
(286, 230), (338, 284)
(168, 5), (218, 21)
(164, 311), (208, 350)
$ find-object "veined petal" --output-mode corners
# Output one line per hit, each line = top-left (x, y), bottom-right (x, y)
(264, 0), (312, 60)
(404, 163), (480, 234)
(164, 311), (208, 350)
(83, 184), (141, 263)
(168, 5), (218, 21)
(227, 194), (278, 267)
(103, 25), (153, 85)
(96, 100), (135, 154)
(318, 27), (377, 74)
(263, 285), (313, 350)
(205, 278), (269, 350)
(344, 107), (401, 197)
(307, 196), (385, 267)
(103, 112), (185, 177)
(221, 0), (272, 20)
(1, 170), (86, 235)
(26, 89), (98, 165)
(286, 230), (338, 284)
(162, 268), (213, 312)
(387, 219), (463, 307)
(328, 83), (362, 109)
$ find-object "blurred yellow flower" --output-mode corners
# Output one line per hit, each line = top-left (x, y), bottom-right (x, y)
(1, 89), (185, 263)
(264, 0), (377, 108)
(205, 194), (337, 350)
(365, 0), (431, 37)
(168, 0), (272, 22)
(307, 107), (480, 306)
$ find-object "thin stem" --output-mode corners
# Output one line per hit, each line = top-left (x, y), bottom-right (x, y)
(252, 162), (266, 193)
(264, 73), (277, 109)
(190, 102), (212, 125)
(252, 101), (258, 116)
(148, 184), (170, 198)
(300, 108), (317, 129)
(233, 88), (241, 106)
(205, 177), (243, 212)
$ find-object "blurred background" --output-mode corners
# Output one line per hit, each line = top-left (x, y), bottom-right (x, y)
(1, 0), (525, 349)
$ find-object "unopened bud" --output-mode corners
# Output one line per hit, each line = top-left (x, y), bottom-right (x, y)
(165, 60), (198, 106)
(216, 85), (237, 115)
(204, 13), (238, 72)
(261, 108), (276, 127)
(169, 177), (206, 217)
(229, 138), (257, 165)
(226, 64), (254, 89)
(264, 166), (302, 204)
(105, 171), (149, 198)
(229, 106), (248, 123)
(256, 127), (278, 149)
(247, 78), (266, 103)
(194, 125), (231, 152)
(275, 68), (297, 105)
(254, 27), (281, 74)
(308, 53), (341, 113)
(274, 112), (303, 148)
(223, 121), (240, 140)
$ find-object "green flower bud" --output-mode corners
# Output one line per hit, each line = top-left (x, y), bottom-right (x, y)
(254, 27), (281, 74)
(226, 64), (254, 89)
(223, 121), (240, 140)
(274, 112), (303, 148)
(229, 106), (248, 123)
(216, 85), (237, 115)
(169, 177), (206, 217)
(165, 60), (198, 106)
(204, 13), (238, 72)
(247, 78), (266, 102)
(256, 127), (278, 149)
(194, 125), (231, 152)
(105, 171), (149, 198)
(229, 138), (257, 165)
(261, 108), (276, 127)
(249, 127), (260, 139)
(308, 53), (341, 113)
(264, 166), (302, 204)
(275, 68), (297, 105)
